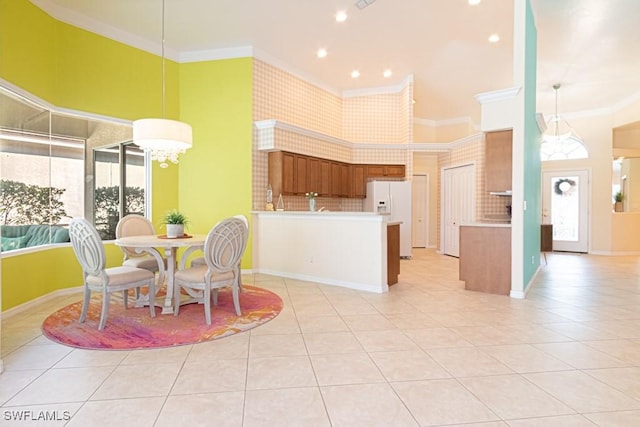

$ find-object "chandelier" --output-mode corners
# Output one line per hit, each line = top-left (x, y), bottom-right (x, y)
(543, 83), (580, 144)
(133, 0), (192, 168)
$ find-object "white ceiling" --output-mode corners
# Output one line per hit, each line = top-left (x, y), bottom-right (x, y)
(32, 0), (640, 126)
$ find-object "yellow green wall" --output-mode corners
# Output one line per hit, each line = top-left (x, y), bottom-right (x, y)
(1, 0), (253, 310)
(0, 0), (56, 100)
(177, 59), (253, 267)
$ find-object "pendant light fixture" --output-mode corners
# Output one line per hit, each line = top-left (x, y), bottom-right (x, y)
(543, 83), (580, 144)
(133, 0), (192, 168)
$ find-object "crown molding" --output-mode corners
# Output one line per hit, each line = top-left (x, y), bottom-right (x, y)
(342, 75), (414, 98)
(179, 46), (254, 63)
(254, 119), (480, 153)
(474, 87), (522, 104)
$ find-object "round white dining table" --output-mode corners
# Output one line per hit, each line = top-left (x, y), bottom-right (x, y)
(115, 234), (206, 314)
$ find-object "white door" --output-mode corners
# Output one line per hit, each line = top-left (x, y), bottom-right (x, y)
(442, 164), (476, 257)
(542, 170), (589, 253)
(412, 174), (428, 247)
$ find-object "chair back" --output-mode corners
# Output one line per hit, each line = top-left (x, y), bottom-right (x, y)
(69, 217), (106, 277)
(203, 217), (247, 273)
(116, 214), (156, 258)
(233, 214), (250, 261)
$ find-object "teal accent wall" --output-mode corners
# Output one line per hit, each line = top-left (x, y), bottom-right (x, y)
(522, 0), (541, 287)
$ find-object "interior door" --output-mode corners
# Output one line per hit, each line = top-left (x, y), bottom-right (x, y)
(442, 164), (476, 257)
(542, 170), (589, 253)
(412, 174), (428, 247)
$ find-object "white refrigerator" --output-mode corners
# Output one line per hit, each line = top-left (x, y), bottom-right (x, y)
(364, 180), (412, 258)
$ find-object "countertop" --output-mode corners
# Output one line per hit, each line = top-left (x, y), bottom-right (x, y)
(252, 210), (389, 217)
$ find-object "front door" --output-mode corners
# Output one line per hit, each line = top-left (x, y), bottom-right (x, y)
(442, 164), (476, 257)
(542, 170), (589, 253)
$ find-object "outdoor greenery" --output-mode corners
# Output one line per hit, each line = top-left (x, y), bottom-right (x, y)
(94, 185), (145, 239)
(0, 179), (67, 225)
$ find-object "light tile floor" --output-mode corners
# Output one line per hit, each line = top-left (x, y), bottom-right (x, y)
(2, 249), (640, 426)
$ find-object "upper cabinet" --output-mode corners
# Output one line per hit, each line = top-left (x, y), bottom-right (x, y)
(485, 130), (513, 193)
(367, 164), (405, 178)
(268, 151), (404, 199)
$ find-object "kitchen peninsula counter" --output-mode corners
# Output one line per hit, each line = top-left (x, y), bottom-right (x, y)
(252, 211), (395, 293)
(459, 223), (512, 295)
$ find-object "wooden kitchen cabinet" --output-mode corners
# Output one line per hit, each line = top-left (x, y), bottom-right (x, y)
(307, 157), (320, 194)
(268, 151), (405, 199)
(351, 165), (367, 198)
(319, 160), (331, 196)
(268, 151), (295, 197)
(387, 223), (400, 285)
(330, 161), (349, 197)
(294, 155), (308, 195)
(485, 129), (513, 193)
(459, 225), (511, 295)
(367, 164), (406, 178)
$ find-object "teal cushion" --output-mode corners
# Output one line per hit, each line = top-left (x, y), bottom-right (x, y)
(1, 235), (30, 251)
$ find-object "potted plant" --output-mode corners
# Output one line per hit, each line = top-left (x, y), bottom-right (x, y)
(163, 209), (189, 238)
(614, 192), (624, 212)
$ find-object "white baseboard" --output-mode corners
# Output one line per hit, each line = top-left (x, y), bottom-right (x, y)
(590, 250), (640, 256)
(254, 268), (388, 294)
(2, 285), (83, 319)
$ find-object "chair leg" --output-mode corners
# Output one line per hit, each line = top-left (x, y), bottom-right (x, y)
(123, 289), (129, 308)
(232, 283), (241, 316)
(79, 285), (91, 323)
(98, 291), (109, 330)
(212, 288), (219, 306)
(204, 286), (212, 325)
(148, 281), (156, 318)
(237, 264), (243, 292)
(173, 281), (181, 317)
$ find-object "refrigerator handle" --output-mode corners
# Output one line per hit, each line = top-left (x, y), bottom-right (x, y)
(389, 194), (393, 215)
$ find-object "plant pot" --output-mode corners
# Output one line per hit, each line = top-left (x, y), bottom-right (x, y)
(614, 202), (623, 212)
(166, 224), (184, 238)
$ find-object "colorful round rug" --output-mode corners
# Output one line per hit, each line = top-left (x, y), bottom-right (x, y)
(42, 285), (283, 350)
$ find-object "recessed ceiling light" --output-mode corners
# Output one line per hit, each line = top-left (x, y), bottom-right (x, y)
(317, 48), (328, 58)
(351, 70), (360, 78)
(468, 0), (481, 5)
(383, 69), (392, 78)
(488, 34), (500, 43)
(335, 11), (347, 22)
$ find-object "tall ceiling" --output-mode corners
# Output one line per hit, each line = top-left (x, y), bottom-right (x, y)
(32, 0), (640, 125)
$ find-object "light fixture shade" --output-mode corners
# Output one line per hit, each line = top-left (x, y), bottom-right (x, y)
(542, 115), (578, 143)
(133, 118), (192, 168)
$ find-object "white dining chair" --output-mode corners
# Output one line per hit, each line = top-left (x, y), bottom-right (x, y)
(173, 216), (247, 325)
(69, 217), (156, 330)
(185, 214), (248, 291)
(115, 214), (166, 286)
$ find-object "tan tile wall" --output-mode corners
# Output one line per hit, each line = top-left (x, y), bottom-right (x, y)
(435, 135), (509, 248)
(342, 81), (413, 144)
(253, 60), (343, 137)
(252, 59), (414, 211)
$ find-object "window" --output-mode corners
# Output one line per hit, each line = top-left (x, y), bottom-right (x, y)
(0, 84), (144, 251)
(540, 136), (588, 161)
(94, 143), (147, 240)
